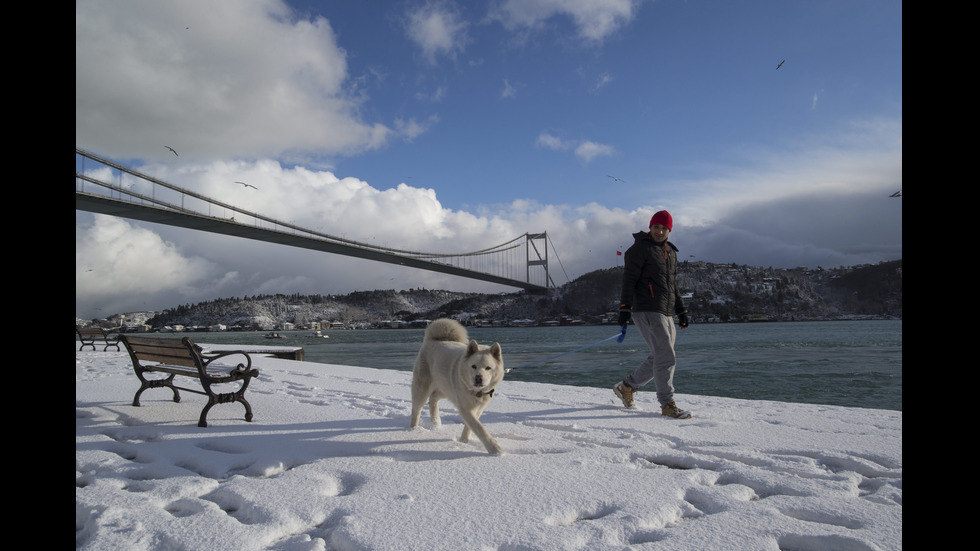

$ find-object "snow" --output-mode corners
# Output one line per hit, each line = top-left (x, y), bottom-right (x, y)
(76, 344), (902, 551)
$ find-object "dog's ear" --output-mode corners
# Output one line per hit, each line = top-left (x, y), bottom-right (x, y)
(467, 339), (479, 356)
(490, 342), (501, 360)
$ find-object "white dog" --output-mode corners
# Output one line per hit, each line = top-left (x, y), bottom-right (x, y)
(410, 319), (505, 454)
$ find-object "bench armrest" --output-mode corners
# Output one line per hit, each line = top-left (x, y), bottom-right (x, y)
(201, 350), (255, 376)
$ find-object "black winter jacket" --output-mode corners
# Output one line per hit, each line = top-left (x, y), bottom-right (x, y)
(619, 231), (687, 317)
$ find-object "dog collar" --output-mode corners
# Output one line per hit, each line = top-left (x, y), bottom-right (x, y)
(473, 388), (495, 398)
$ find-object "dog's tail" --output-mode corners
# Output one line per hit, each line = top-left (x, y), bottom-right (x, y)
(423, 318), (469, 344)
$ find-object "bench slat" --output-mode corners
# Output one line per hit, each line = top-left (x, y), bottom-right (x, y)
(121, 337), (198, 366)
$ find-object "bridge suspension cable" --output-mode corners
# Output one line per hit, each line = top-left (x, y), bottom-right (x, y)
(75, 148), (555, 291)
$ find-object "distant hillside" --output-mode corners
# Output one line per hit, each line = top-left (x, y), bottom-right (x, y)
(80, 260), (901, 330)
(816, 260), (903, 316)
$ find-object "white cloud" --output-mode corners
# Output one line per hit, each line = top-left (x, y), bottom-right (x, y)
(592, 72), (613, 92)
(574, 141), (615, 163)
(395, 116), (440, 141)
(75, 0), (390, 161)
(662, 118), (903, 228)
(502, 79), (518, 98)
(535, 133), (614, 163)
(403, 1), (469, 65)
(489, 0), (640, 43)
(75, 215), (227, 317)
(535, 132), (567, 150)
(415, 86), (449, 103)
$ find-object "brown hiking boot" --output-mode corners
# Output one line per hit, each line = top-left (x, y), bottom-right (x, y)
(613, 381), (635, 408)
(661, 400), (692, 419)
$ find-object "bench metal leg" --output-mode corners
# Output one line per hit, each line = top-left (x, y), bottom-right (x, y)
(132, 375), (181, 407)
(197, 391), (254, 427)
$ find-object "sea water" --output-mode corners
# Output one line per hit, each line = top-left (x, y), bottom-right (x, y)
(179, 320), (902, 411)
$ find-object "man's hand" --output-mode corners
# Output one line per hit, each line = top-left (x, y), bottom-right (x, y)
(677, 312), (689, 328)
(618, 308), (632, 327)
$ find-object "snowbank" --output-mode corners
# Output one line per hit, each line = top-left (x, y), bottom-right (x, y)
(76, 346), (901, 550)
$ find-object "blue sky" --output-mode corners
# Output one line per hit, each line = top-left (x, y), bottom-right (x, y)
(75, 0), (902, 320)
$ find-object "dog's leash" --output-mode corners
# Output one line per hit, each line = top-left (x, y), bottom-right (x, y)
(505, 326), (628, 373)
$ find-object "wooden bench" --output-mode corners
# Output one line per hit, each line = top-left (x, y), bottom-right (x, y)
(119, 335), (260, 427)
(76, 326), (121, 351)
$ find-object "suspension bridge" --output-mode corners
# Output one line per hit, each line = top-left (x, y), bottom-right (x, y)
(75, 148), (560, 292)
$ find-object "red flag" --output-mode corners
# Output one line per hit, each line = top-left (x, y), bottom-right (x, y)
(616, 251), (622, 256)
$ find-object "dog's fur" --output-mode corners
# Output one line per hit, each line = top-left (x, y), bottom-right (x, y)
(410, 318), (505, 454)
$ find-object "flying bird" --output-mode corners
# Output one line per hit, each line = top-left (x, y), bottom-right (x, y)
(776, 60), (785, 70)
(607, 175), (626, 183)
(235, 181), (257, 189)
(889, 191), (901, 197)
(165, 146), (178, 156)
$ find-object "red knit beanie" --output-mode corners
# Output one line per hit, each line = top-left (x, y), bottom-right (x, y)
(649, 210), (672, 231)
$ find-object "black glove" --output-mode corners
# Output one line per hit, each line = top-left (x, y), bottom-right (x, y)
(618, 307), (632, 327)
(677, 311), (689, 328)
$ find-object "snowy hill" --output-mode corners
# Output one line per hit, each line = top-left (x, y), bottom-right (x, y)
(77, 260), (901, 330)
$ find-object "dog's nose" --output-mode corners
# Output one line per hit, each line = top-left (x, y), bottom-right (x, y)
(475, 375), (483, 385)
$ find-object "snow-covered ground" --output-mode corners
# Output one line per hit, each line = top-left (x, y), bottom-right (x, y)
(76, 345), (902, 551)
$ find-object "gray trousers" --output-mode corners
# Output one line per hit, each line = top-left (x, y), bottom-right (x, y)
(624, 311), (677, 407)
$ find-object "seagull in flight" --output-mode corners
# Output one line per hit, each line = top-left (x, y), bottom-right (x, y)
(607, 175), (626, 183)
(776, 60), (785, 70)
(889, 190), (901, 197)
(235, 181), (257, 189)
(165, 146), (178, 156)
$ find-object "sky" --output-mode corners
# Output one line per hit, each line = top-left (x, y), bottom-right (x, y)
(75, 0), (903, 320)
(76, 344), (902, 550)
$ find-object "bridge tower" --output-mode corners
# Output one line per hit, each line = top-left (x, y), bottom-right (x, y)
(525, 232), (551, 290)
